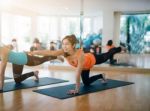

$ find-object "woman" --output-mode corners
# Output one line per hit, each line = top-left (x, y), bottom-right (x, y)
(105, 40), (117, 64)
(0, 43), (62, 91)
(30, 35), (122, 95)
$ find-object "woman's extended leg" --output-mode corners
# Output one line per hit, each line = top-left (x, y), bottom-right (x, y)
(94, 47), (121, 64)
(12, 64), (38, 83)
(81, 70), (105, 86)
(12, 55), (58, 83)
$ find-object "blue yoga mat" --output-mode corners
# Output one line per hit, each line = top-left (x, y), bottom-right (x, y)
(0, 77), (68, 93)
(33, 79), (133, 99)
(105, 61), (135, 67)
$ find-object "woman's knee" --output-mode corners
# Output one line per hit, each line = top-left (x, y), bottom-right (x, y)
(14, 77), (21, 83)
(13, 73), (22, 83)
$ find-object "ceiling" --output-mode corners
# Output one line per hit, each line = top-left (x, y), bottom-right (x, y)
(0, 0), (150, 16)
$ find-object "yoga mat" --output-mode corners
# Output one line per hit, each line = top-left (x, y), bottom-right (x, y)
(0, 77), (68, 93)
(33, 79), (133, 99)
(110, 63), (135, 67)
(105, 61), (134, 67)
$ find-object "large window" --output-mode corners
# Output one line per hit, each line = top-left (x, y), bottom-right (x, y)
(60, 17), (80, 39)
(82, 18), (91, 39)
(37, 16), (58, 43)
(1, 13), (103, 51)
(60, 16), (102, 39)
(1, 13), (31, 51)
(93, 16), (103, 35)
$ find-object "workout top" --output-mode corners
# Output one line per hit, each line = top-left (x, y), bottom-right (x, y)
(8, 51), (28, 65)
(66, 49), (96, 70)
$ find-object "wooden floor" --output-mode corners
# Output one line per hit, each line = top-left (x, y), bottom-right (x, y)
(0, 64), (150, 111)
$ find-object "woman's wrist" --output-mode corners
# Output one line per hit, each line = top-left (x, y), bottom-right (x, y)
(75, 87), (79, 91)
(75, 84), (80, 91)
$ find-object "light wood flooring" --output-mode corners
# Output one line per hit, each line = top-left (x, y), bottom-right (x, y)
(0, 63), (150, 111)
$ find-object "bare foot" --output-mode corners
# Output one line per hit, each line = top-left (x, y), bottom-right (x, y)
(101, 73), (107, 84)
(120, 46), (127, 53)
(34, 71), (39, 82)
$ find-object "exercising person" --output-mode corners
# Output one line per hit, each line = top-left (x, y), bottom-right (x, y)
(0, 42), (63, 91)
(30, 34), (122, 95)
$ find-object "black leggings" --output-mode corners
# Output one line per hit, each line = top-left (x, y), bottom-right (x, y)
(81, 47), (121, 86)
(12, 55), (57, 83)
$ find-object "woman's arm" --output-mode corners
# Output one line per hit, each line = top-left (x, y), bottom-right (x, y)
(29, 49), (64, 56)
(68, 51), (84, 94)
(0, 58), (8, 90)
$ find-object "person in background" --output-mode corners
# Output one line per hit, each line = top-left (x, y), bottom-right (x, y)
(11, 38), (18, 52)
(30, 38), (43, 51)
(49, 41), (64, 63)
(90, 39), (101, 55)
(106, 40), (117, 64)
(49, 41), (56, 51)
(56, 40), (62, 50)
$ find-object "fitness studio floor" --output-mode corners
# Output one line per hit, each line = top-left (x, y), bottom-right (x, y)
(0, 57), (150, 111)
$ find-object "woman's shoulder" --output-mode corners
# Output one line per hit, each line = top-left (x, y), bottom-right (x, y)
(76, 48), (84, 52)
(76, 49), (84, 57)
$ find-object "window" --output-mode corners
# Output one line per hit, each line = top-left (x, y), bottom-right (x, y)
(60, 17), (80, 39)
(37, 16), (58, 48)
(1, 13), (31, 51)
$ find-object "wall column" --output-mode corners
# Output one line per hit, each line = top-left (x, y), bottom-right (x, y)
(102, 10), (114, 48)
(113, 12), (121, 46)
(30, 15), (38, 41)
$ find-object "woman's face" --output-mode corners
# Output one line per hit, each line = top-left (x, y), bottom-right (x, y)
(62, 39), (75, 53)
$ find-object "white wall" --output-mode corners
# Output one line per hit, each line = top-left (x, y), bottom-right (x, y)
(85, 0), (150, 48)
(102, 10), (114, 46)
(85, 0), (150, 13)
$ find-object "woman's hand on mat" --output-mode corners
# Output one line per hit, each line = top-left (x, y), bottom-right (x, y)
(67, 83), (80, 95)
(67, 89), (79, 95)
